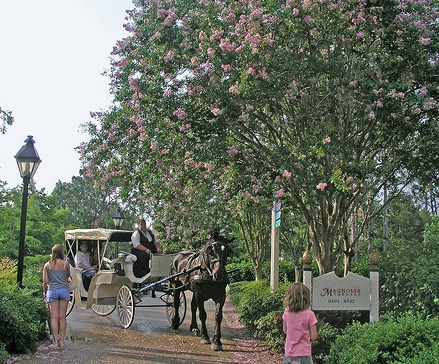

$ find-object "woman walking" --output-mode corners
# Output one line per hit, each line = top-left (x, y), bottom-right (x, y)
(43, 244), (71, 349)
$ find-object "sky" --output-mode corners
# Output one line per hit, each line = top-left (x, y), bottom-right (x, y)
(0, 0), (134, 193)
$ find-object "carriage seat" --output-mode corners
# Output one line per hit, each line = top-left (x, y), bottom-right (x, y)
(110, 253), (138, 277)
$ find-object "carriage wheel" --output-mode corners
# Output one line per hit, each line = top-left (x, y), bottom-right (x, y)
(91, 299), (116, 316)
(66, 291), (75, 317)
(165, 290), (186, 326)
(117, 285), (135, 329)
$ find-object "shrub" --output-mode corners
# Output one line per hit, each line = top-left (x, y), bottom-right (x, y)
(0, 257), (49, 357)
(325, 313), (439, 364)
(227, 261), (256, 282)
(380, 218), (439, 317)
(255, 310), (284, 353)
(0, 342), (8, 363)
(232, 280), (287, 331)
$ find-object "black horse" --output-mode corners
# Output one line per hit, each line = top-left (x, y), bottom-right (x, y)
(169, 232), (234, 351)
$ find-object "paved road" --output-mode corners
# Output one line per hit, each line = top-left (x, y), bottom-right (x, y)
(5, 293), (283, 364)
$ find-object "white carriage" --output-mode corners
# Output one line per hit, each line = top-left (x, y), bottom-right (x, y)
(64, 228), (186, 329)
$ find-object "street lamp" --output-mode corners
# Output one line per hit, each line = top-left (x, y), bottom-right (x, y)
(15, 135), (41, 288)
(112, 208), (125, 229)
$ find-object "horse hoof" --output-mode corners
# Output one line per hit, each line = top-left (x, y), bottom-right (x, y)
(211, 343), (222, 351)
(201, 338), (211, 345)
(191, 328), (200, 336)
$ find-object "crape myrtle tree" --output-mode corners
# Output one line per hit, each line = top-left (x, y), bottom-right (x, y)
(81, 0), (438, 273)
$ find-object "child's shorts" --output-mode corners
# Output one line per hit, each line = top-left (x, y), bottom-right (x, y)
(46, 287), (70, 302)
(284, 356), (313, 364)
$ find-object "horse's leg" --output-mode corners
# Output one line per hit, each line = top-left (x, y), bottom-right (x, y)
(189, 294), (199, 335)
(196, 298), (211, 344)
(211, 295), (226, 351)
(171, 283), (181, 330)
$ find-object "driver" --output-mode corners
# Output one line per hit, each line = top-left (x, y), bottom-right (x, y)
(130, 218), (163, 277)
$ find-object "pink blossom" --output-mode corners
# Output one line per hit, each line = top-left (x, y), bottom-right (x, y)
(276, 188), (285, 198)
(228, 145), (239, 156)
(161, 149), (169, 155)
(156, 159), (163, 167)
(222, 64), (232, 72)
(323, 136), (331, 143)
(219, 38), (237, 52)
(356, 32), (365, 39)
(164, 50), (175, 62)
(283, 170), (292, 178)
(247, 67), (256, 75)
(349, 80), (358, 87)
(157, 9), (167, 19)
(173, 108), (187, 119)
(316, 183), (327, 191)
(258, 67), (268, 79)
(293, 8), (300, 15)
(150, 141), (158, 150)
(229, 85), (240, 94)
(179, 123), (191, 131)
(274, 176), (281, 183)
(204, 162), (214, 173)
(211, 108), (222, 116)
(207, 47), (215, 57)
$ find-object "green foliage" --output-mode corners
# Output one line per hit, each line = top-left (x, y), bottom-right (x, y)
(255, 310), (284, 353)
(0, 257), (49, 357)
(325, 314), (439, 364)
(0, 257), (17, 286)
(229, 280), (286, 332)
(0, 342), (8, 364)
(227, 259), (301, 282)
(227, 260), (256, 282)
(311, 318), (341, 364)
(380, 218), (439, 317)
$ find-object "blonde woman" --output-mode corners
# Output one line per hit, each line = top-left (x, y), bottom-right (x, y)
(43, 244), (71, 349)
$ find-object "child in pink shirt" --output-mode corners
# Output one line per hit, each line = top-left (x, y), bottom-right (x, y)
(282, 283), (318, 364)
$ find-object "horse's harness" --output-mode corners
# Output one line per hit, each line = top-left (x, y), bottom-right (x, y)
(181, 241), (228, 283)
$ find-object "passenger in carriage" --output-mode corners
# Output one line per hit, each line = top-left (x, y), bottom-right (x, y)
(74, 241), (97, 291)
(130, 218), (163, 278)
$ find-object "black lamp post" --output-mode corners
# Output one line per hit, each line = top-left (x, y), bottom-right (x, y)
(112, 208), (125, 229)
(15, 136), (41, 288)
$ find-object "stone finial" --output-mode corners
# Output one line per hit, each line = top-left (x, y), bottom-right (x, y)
(370, 250), (379, 269)
(302, 249), (312, 268)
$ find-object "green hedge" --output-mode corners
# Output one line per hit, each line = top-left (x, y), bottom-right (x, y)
(325, 314), (439, 364)
(0, 257), (49, 360)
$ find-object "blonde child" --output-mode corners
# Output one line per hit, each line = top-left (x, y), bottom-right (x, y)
(282, 282), (318, 364)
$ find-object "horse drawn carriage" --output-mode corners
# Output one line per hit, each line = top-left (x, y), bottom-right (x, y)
(65, 228), (234, 351)
(65, 228), (186, 329)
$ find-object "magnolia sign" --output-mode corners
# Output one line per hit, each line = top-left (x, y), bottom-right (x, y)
(312, 272), (370, 310)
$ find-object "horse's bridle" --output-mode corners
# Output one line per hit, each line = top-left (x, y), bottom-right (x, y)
(201, 241), (228, 277)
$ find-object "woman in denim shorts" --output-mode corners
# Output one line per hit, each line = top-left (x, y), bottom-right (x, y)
(43, 244), (71, 349)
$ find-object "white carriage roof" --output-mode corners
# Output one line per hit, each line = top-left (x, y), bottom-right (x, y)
(64, 228), (134, 242)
